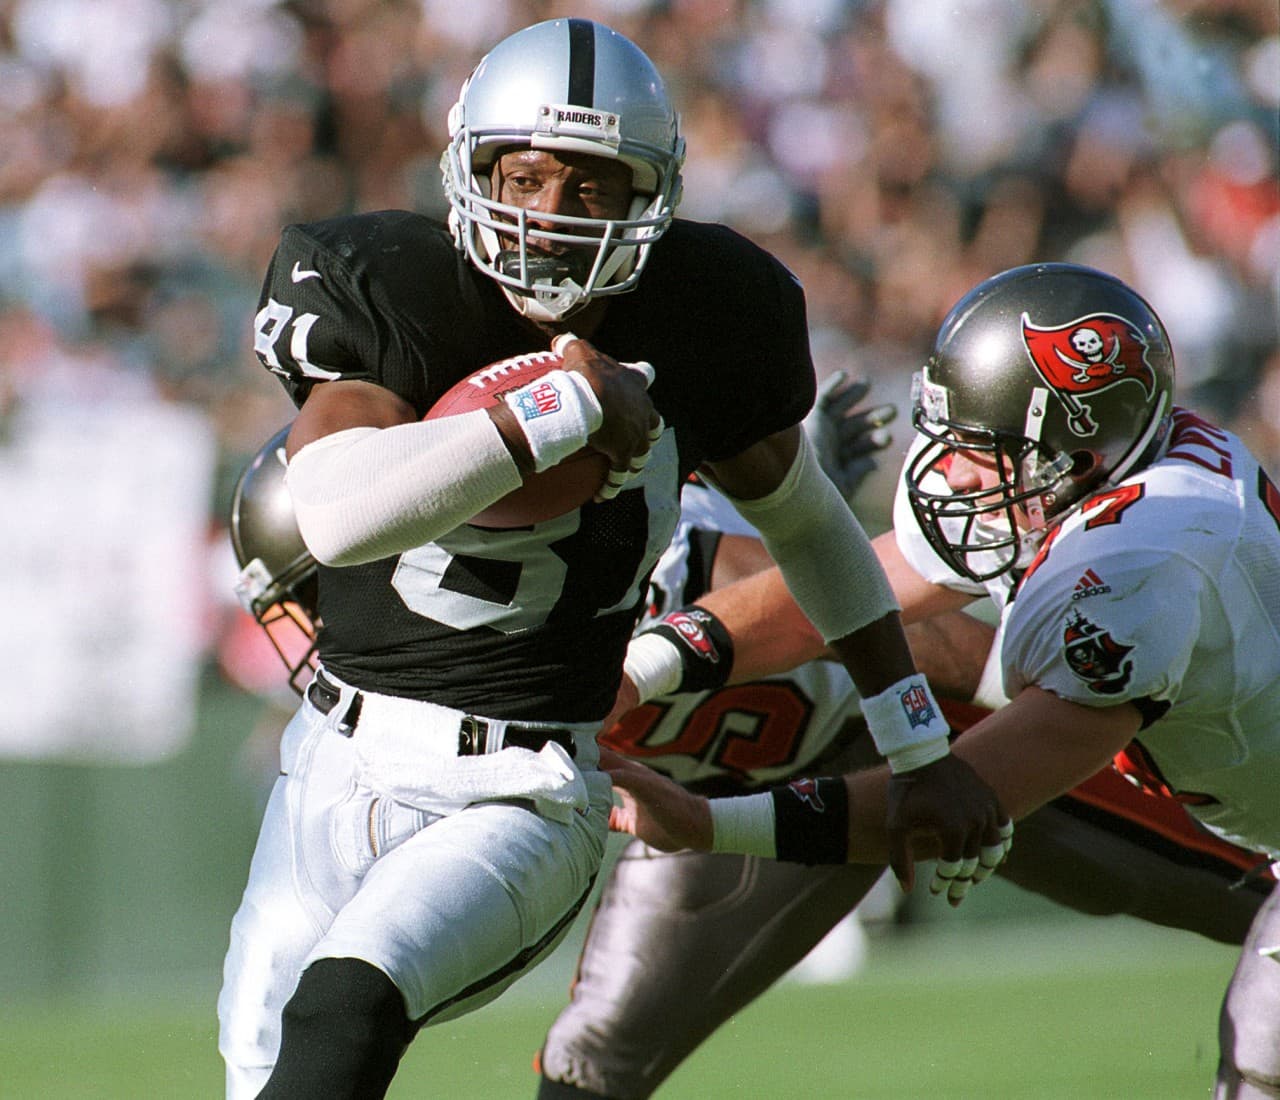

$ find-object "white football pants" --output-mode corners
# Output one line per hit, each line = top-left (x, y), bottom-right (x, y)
(217, 687), (610, 1100)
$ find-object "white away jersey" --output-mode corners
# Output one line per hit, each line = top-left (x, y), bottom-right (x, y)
(897, 409), (1280, 858)
(602, 481), (861, 789)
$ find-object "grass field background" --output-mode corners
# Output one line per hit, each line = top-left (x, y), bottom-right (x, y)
(0, 676), (1241, 1098)
(1, 905), (1236, 1099)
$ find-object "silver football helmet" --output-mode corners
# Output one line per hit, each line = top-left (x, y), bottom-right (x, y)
(441, 18), (685, 322)
(906, 263), (1175, 583)
(229, 425), (319, 695)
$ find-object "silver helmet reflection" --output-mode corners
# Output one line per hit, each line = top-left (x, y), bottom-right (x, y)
(229, 425), (319, 695)
(441, 18), (684, 322)
(905, 263), (1174, 583)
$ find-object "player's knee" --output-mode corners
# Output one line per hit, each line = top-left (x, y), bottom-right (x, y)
(259, 957), (414, 1099)
(287, 956), (413, 1045)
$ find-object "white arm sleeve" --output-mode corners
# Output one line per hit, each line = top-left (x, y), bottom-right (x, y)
(719, 434), (898, 643)
(284, 411), (522, 566)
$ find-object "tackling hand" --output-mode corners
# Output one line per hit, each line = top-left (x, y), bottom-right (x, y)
(601, 748), (713, 852)
(885, 753), (1014, 907)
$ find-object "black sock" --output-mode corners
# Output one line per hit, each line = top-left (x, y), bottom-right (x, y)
(258, 957), (415, 1100)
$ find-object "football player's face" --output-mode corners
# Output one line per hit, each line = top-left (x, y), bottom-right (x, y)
(492, 149), (634, 252)
(943, 444), (1029, 528)
(944, 445), (999, 490)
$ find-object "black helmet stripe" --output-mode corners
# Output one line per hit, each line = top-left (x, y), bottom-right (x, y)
(566, 19), (596, 106)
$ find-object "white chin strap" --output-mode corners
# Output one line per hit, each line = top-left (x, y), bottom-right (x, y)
(500, 281), (589, 323)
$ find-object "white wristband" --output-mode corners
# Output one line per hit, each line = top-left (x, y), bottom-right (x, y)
(709, 793), (777, 857)
(504, 369), (603, 472)
(861, 674), (952, 774)
(622, 632), (683, 705)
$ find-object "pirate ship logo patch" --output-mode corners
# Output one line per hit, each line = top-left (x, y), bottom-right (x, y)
(1062, 608), (1133, 695)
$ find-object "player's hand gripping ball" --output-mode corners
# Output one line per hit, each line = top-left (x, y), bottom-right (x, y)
(426, 350), (610, 527)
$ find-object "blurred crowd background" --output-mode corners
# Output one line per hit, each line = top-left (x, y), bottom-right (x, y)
(0, 0), (1273, 729)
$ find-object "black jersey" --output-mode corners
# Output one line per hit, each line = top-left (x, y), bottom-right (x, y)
(253, 211), (815, 721)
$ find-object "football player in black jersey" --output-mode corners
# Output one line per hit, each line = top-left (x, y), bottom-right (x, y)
(225, 387), (1269, 1100)
(218, 20), (1009, 1099)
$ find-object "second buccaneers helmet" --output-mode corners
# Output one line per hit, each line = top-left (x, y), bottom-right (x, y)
(905, 263), (1175, 583)
(229, 425), (319, 695)
(441, 18), (685, 322)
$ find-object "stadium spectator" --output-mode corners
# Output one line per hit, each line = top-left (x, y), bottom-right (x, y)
(0, 2), (1271, 485)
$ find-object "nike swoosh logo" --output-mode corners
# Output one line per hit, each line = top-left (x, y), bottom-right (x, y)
(291, 261), (321, 283)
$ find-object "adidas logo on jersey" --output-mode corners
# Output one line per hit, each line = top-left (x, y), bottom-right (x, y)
(1071, 568), (1111, 600)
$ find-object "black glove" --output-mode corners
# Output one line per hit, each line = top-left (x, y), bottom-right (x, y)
(801, 371), (897, 501)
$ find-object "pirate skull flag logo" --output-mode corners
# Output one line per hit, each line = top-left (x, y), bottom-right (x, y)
(1062, 608), (1134, 695)
(1021, 311), (1157, 437)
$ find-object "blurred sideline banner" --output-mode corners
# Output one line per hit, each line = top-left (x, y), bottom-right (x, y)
(0, 397), (215, 763)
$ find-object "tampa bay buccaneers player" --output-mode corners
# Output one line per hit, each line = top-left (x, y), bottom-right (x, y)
(216, 18), (1008, 1100)
(536, 484), (1271, 1100)
(604, 264), (1280, 1098)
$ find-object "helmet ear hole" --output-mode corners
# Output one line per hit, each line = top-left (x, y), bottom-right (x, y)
(1069, 450), (1102, 479)
(1067, 452), (1116, 500)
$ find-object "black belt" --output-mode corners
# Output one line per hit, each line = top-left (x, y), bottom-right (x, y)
(307, 671), (576, 759)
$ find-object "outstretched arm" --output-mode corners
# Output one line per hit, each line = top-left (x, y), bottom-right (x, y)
(692, 426), (1009, 892)
(605, 688), (1143, 904)
(663, 529), (977, 686)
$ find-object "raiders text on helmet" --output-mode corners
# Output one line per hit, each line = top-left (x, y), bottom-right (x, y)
(441, 18), (685, 322)
(906, 263), (1175, 583)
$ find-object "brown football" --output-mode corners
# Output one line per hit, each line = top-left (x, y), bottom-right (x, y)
(425, 350), (608, 527)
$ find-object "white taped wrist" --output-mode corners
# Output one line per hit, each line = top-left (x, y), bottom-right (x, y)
(504, 369), (603, 472)
(622, 632), (683, 705)
(709, 793), (777, 857)
(861, 674), (952, 774)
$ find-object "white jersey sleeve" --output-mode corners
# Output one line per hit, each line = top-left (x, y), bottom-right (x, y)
(1003, 535), (1208, 708)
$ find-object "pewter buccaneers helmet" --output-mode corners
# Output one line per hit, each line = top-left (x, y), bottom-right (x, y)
(906, 263), (1175, 583)
(441, 18), (685, 322)
(229, 425), (319, 695)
